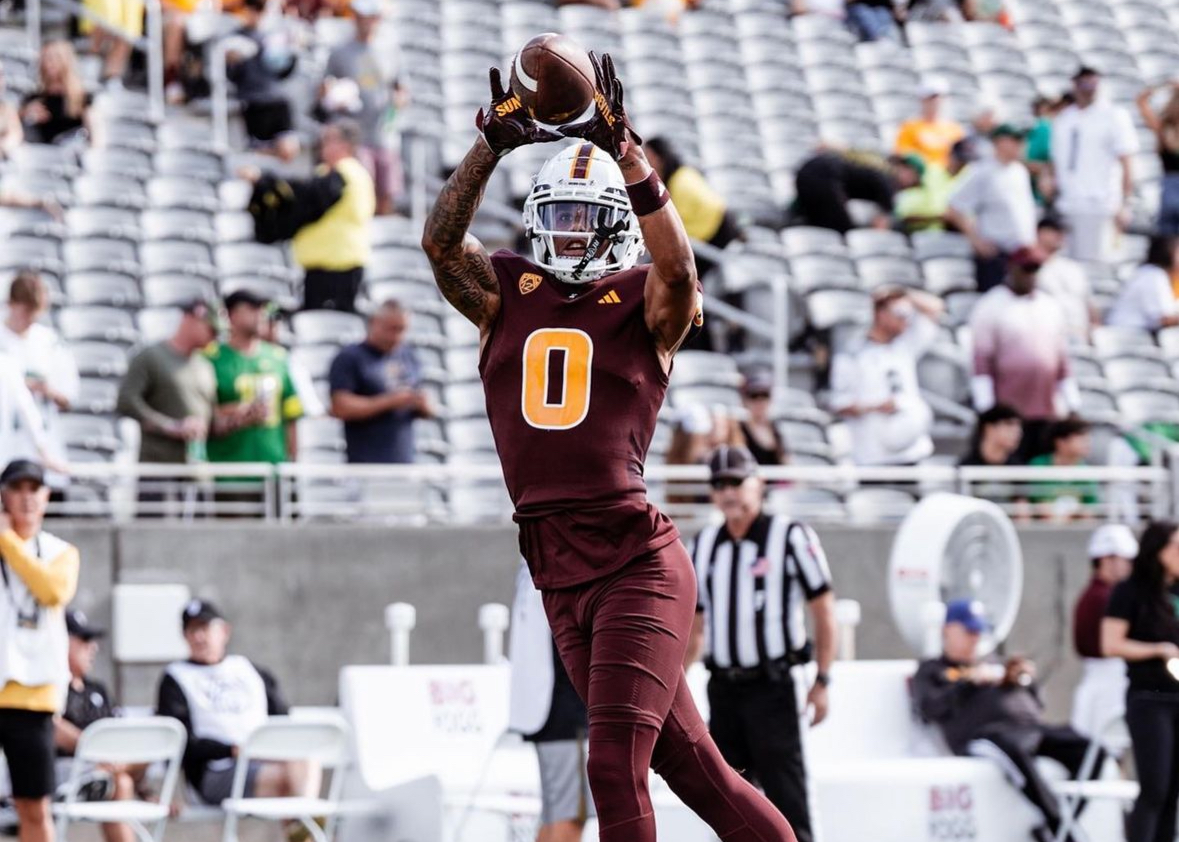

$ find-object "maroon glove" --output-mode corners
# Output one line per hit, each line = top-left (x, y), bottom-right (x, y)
(476, 67), (563, 157)
(558, 51), (642, 161)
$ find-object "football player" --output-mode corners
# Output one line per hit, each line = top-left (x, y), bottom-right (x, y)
(422, 55), (796, 842)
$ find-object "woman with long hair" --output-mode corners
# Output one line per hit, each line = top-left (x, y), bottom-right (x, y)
(1139, 82), (1179, 236)
(1106, 235), (1179, 331)
(1103, 520), (1179, 842)
(20, 41), (89, 145)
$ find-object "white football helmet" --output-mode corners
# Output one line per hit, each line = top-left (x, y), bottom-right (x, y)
(522, 142), (644, 284)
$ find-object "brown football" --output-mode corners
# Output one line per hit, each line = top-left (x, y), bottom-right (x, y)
(509, 33), (596, 125)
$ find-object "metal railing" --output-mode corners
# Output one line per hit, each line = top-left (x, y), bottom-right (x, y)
(44, 461), (1175, 525)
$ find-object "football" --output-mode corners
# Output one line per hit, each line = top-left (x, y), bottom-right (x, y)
(509, 33), (596, 125)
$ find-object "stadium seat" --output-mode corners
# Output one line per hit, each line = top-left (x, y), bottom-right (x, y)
(63, 239), (139, 277)
(69, 341), (129, 378)
(64, 273), (143, 309)
(142, 276), (216, 308)
(845, 488), (917, 524)
(58, 414), (122, 455)
(137, 308), (183, 344)
(57, 307), (139, 345)
(141, 210), (218, 244)
(290, 311), (365, 346)
(140, 241), (217, 279)
(290, 345), (340, 383)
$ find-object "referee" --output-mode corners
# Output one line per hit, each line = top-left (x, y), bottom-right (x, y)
(686, 445), (837, 842)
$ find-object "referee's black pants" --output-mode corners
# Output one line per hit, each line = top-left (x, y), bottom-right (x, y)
(707, 674), (813, 842)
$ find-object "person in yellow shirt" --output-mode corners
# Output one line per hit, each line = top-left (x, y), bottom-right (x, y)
(895, 82), (966, 170)
(0, 459), (80, 842)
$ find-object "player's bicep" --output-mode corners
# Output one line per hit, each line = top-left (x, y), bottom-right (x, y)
(426, 234), (501, 329)
(644, 264), (700, 360)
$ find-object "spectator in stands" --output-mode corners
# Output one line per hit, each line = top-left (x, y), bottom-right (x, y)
(1050, 67), (1137, 263)
(226, 0), (300, 162)
(894, 82), (964, 170)
(0, 271), (77, 484)
(845, 0), (900, 41)
(792, 151), (897, 233)
(1026, 94), (1068, 204)
(894, 139), (978, 233)
(258, 306), (324, 418)
(963, 100), (999, 161)
(20, 41), (89, 146)
(738, 370), (787, 466)
(117, 298), (219, 465)
(156, 600), (320, 806)
(1103, 520), (1179, 842)
(81, 0), (141, 87)
(960, 404), (1022, 467)
(328, 300), (433, 464)
(969, 246), (1078, 461)
(1106, 235), (1179, 331)
(291, 119), (375, 312)
(914, 599), (1097, 842)
(958, 0), (1010, 25)
(789, 0), (845, 17)
(55, 610), (142, 842)
(0, 64), (24, 159)
(829, 288), (943, 466)
(1028, 417), (1100, 520)
(1138, 81), (1179, 236)
(0, 352), (54, 472)
(207, 290), (302, 464)
(1072, 525), (1136, 739)
(320, 0), (405, 216)
(0, 458), (79, 842)
(666, 404), (745, 504)
(1034, 217), (1095, 343)
(945, 124), (1037, 292)
(644, 137), (743, 277)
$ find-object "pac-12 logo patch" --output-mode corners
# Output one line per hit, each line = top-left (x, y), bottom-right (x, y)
(519, 273), (542, 295)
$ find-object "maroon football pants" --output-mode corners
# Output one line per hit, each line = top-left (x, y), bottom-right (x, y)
(542, 541), (797, 842)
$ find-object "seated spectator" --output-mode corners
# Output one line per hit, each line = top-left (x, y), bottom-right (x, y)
(1034, 217), (1094, 343)
(958, 0), (1010, 25)
(0, 64), (24, 159)
(156, 600), (320, 806)
(0, 271), (78, 486)
(328, 300), (433, 464)
(1138, 81), (1179, 236)
(1071, 525), (1136, 739)
(960, 404), (1022, 467)
(945, 124), (1037, 292)
(81, 0), (142, 86)
(117, 298), (219, 465)
(20, 41), (90, 146)
(666, 404), (744, 504)
(894, 82), (964, 170)
(226, 0), (300, 162)
(829, 288), (943, 466)
(738, 370), (787, 466)
(1106, 235), (1179, 331)
(207, 291), (302, 465)
(320, 0), (405, 216)
(792, 151), (897, 233)
(913, 599), (1100, 842)
(905, 0), (963, 21)
(55, 611), (143, 842)
(895, 139), (978, 233)
(789, 0), (845, 17)
(1028, 417), (1099, 520)
(846, 0), (900, 41)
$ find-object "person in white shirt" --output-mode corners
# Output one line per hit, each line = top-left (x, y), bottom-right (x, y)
(0, 271), (79, 480)
(828, 288), (944, 465)
(946, 123), (1038, 291)
(1034, 217), (1096, 343)
(1106, 236), (1179, 331)
(969, 246), (1080, 462)
(1049, 66), (1138, 263)
(0, 352), (52, 470)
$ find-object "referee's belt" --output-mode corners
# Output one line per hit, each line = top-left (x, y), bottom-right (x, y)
(708, 645), (812, 684)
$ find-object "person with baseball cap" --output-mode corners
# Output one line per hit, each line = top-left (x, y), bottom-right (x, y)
(684, 445), (838, 842)
(0, 459), (79, 842)
(914, 600), (1099, 842)
(1071, 525), (1137, 737)
(155, 599), (319, 807)
(894, 80), (965, 170)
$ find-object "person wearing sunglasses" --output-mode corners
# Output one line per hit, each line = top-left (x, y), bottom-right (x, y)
(685, 445), (838, 842)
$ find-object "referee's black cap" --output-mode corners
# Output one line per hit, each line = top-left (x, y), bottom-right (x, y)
(709, 445), (759, 482)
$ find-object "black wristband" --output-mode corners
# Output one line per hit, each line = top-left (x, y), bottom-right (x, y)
(625, 170), (670, 216)
(815, 672), (830, 687)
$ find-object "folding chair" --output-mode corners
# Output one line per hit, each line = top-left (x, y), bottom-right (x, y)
(54, 717), (186, 842)
(1052, 712), (1137, 842)
(221, 714), (352, 842)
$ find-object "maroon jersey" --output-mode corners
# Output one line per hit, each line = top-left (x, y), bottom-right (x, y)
(480, 251), (680, 589)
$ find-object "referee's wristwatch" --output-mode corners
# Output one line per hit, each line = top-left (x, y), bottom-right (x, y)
(815, 672), (830, 688)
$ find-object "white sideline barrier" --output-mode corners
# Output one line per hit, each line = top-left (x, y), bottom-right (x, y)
(340, 661), (1126, 842)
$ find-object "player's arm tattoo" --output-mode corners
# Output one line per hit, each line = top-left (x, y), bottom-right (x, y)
(421, 140), (501, 326)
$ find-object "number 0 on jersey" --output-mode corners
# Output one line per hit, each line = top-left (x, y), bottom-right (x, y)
(521, 328), (593, 430)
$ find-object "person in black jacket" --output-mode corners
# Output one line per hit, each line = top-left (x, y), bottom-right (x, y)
(155, 600), (319, 805)
(226, 0), (300, 162)
(792, 152), (901, 234)
(913, 599), (1100, 842)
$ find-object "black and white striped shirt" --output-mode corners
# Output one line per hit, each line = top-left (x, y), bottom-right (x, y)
(691, 514), (832, 670)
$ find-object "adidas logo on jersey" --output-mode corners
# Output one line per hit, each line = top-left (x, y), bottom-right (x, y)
(597, 290), (621, 305)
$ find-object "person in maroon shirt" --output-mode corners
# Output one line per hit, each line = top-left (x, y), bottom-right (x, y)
(1071, 523), (1137, 736)
(422, 56), (795, 842)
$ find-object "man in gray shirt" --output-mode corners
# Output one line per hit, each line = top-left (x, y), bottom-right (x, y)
(321, 0), (403, 215)
(116, 299), (219, 464)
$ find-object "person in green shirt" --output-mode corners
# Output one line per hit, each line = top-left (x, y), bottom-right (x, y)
(1029, 417), (1100, 519)
(206, 290), (302, 465)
